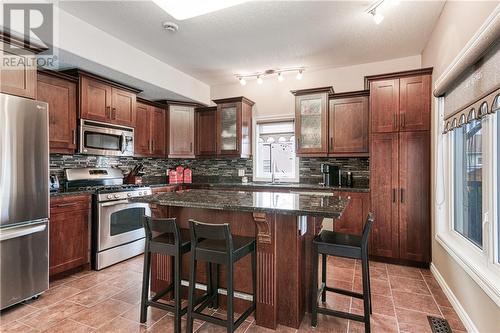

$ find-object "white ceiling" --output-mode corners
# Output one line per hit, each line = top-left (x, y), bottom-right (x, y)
(58, 0), (446, 86)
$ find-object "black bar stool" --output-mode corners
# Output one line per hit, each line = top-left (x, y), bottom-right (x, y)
(140, 216), (192, 333)
(186, 219), (256, 333)
(311, 213), (375, 333)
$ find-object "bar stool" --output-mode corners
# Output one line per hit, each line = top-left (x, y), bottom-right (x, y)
(186, 219), (256, 333)
(311, 213), (375, 333)
(140, 216), (192, 333)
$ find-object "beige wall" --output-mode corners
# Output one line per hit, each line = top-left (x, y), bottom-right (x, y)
(422, 1), (500, 332)
(211, 55), (421, 117)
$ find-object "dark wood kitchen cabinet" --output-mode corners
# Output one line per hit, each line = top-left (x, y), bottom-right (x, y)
(328, 90), (369, 156)
(213, 96), (254, 158)
(168, 103), (195, 158)
(291, 87), (333, 156)
(135, 100), (167, 157)
(37, 70), (78, 154)
(366, 68), (432, 133)
(49, 194), (91, 276)
(195, 106), (217, 156)
(333, 191), (370, 235)
(62, 69), (140, 127)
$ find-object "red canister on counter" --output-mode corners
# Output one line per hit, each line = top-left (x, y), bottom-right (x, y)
(175, 166), (184, 183)
(183, 168), (192, 183)
(168, 169), (178, 184)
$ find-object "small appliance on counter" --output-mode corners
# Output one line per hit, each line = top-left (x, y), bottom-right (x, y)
(341, 171), (354, 187)
(320, 163), (341, 187)
(49, 175), (60, 192)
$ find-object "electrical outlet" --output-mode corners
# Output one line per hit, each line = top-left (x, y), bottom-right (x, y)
(237, 169), (245, 177)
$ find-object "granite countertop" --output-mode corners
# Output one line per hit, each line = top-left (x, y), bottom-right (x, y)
(190, 182), (369, 193)
(50, 189), (95, 197)
(131, 189), (349, 218)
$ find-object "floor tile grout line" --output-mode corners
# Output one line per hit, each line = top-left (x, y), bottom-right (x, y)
(421, 270), (446, 319)
(347, 258), (356, 333)
(386, 263), (401, 333)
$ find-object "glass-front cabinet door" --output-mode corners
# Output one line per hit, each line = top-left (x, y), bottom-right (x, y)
(217, 103), (240, 155)
(293, 88), (331, 155)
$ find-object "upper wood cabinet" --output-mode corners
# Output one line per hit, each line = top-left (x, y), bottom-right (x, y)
(195, 106), (217, 156)
(291, 87), (333, 156)
(1, 41), (39, 99)
(168, 104), (195, 158)
(63, 69), (140, 128)
(366, 68), (432, 133)
(135, 100), (167, 157)
(37, 70), (78, 154)
(213, 97), (254, 158)
(328, 91), (369, 156)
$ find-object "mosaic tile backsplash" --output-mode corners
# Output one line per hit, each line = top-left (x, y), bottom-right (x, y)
(50, 154), (369, 188)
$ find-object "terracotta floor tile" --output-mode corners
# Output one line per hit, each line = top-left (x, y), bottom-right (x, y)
(0, 304), (39, 325)
(348, 313), (398, 333)
(64, 272), (117, 291)
(19, 300), (86, 331)
(398, 321), (433, 333)
(440, 306), (466, 331)
(95, 316), (147, 333)
(420, 268), (432, 277)
(106, 271), (143, 290)
(68, 282), (123, 307)
(24, 285), (81, 308)
(392, 291), (440, 315)
(49, 275), (79, 288)
(351, 294), (395, 317)
(353, 277), (390, 296)
(213, 309), (255, 323)
(298, 313), (348, 333)
(395, 306), (440, 328)
(389, 276), (431, 295)
(328, 257), (356, 269)
(120, 303), (168, 327)
(194, 317), (251, 333)
(387, 265), (423, 280)
(0, 320), (37, 333)
(39, 319), (95, 333)
(147, 315), (202, 333)
(245, 322), (296, 332)
(112, 287), (143, 305)
(355, 259), (388, 270)
(354, 266), (388, 281)
(70, 298), (133, 329)
(326, 267), (354, 283)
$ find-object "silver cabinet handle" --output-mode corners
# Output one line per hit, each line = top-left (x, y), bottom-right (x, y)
(72, 129), (76, 145)
(0, 223), (46, 242)
(56, 202), (78, 208)
(101, 200), (129, 207)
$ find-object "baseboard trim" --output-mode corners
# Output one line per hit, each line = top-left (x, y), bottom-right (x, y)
(430, 262), (478, 333)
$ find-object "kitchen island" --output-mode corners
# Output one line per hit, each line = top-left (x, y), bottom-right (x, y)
(133, 189), (349, 329)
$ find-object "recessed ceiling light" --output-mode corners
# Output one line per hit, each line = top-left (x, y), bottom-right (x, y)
(152, 0), (247, 20)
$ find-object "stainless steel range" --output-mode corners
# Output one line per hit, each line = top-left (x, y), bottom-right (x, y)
(65, 168), (151, 270)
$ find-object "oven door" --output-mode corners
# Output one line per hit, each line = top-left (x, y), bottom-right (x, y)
(97, 200), (150, 251)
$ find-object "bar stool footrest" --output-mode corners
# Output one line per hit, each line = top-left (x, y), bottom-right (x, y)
(146, 299), (188, 315)
(316, 307), (366, 323)
(150, 283), (174, 302)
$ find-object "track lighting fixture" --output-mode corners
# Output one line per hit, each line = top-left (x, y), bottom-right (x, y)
(277, 72), (284, 82)
(235, 68), (305, 86)
(257, 76), (263, 85)
(239, 77), (246, 86)
(366, 0), (400, 25)
(370, 9), (384, 24)
(296, 70), (303, 80)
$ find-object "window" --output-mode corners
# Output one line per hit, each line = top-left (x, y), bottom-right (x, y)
(453, 120), (483, 248)
(254, 121), (298, 182)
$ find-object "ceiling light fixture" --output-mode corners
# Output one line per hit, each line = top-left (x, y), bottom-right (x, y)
(234, 68), (305, 86)
(366, 0), (399, 24)
(162, 21), (179, 32)
(152, 0), (247, 20)
(370, 9), (384, 24)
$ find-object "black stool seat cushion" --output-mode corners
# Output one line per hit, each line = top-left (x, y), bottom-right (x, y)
(197, 235), (255, 262)
(151, 228), (191, 253)
(313, 230), (362, 258)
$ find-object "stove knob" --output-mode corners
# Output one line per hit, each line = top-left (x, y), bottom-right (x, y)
(107, 194), (113, 199)
(138, 191), (143, 196)
(127, 193), (132, 197)
(114, 194), (120, 199)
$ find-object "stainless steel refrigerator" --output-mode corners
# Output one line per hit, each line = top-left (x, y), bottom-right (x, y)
(0, 93), (49, 310)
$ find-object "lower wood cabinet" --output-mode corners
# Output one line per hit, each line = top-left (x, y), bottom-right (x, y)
(332, 191), (370, 235)
(49, 195), (91, 276)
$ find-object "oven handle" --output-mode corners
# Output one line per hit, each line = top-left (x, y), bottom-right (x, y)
(100, 200), (130, 207)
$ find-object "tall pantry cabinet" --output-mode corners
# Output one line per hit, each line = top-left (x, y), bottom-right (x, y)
(367, 68), (432, 264)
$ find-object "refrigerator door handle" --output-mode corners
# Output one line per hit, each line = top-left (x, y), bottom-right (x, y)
(0, 223), (47, 242)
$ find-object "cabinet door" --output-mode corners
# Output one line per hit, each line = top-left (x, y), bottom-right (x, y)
(370, 133), (399, 258)
(196, 109), (217, 156)
(80, 76), (111, 122)
(399, 131), (430, 262)
(37, 73), (77, 154)
(169, 105), (195, 157)
(333, 192), (370, 235)
(0, 47), (36, 99)
(49, 209), (88, 276)
(295, 92), (328, 155)
(135, 102), (152, 156)
(111, 87), (136, 127)
(370, 79), (399, 133)
(152, 106), (166, 157)
(400, 75), (431, 131)
(329, 96), (369, 154)
(217, 103), (240, 155)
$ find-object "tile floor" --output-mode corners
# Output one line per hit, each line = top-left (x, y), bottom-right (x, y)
(0, 255), (467, 333)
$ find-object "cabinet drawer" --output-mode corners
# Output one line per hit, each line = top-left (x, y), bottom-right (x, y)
(50, 195), (91, 213)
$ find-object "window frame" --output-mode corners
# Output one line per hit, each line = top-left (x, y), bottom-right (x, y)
(253, 115), (299, 183)
(436, 96), (500, 307)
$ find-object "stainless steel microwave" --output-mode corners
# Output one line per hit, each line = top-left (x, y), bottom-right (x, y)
(79, 119), (134, 156)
